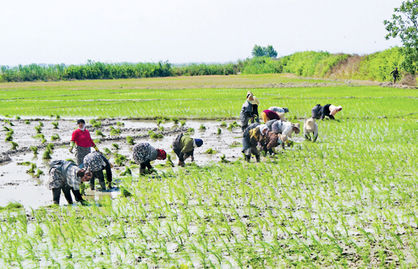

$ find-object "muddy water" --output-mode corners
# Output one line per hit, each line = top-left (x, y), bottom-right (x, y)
(0, 118), (245, 208)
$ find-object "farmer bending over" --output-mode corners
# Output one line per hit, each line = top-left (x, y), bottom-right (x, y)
(242, 123), (263, 162)
(48, 160), (92, 205)
(173, 133), (203, 167)
(261, 109), (284, 123)
(70, 119), (99, 166)
(312, 104), (342, 120)
(82, 151), (113, 191)
(132, 142), (166, 175)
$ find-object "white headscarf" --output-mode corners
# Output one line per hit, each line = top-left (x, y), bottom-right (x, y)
(259, 124), (268, 135)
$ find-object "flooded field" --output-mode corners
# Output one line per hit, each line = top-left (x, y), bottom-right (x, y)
(0, 118), (247, 208)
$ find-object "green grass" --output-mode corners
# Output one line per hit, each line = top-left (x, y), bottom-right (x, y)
(0, 74), (416, 119)
(0, 75), (416, 267)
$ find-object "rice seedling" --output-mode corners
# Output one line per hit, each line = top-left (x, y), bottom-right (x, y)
(34, 125), (42, 134)
(34, 168), (43, 178)
(5, 132), (13, 142)
(15, 116), (21, 120)
(114, 153), (127, 166)
(95, 130), (105, 137)
(90, 119), (102, 128)
(116, 121), (124, 127)
(26, 163), (36, 174)
(217, 128), (222, 135)
(172, 117), (179, 124)
(52, 121), (59, 129)
(51, 134), (60, 141)
(9, 141), (18, 150)
(148, 130), (164, 139)
(126, 136), (134, 145)
(112, 143), (120, 150)
(180, 120), (186, 127)
(30, 146), (38, 156)
(220, 121), (227, 127)
(120, 167), (132, 176)
(110, 126), (121, 136)
(205, 148), (217, 154)
(43, 148), (52, 160)
(25, 120), (30, 124)
(104, 147), (112, 155)
(199, 124), (206, 131)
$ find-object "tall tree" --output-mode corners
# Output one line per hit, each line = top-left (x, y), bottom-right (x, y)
(384, 0), (417, 74)
(252, 45), (278, 58)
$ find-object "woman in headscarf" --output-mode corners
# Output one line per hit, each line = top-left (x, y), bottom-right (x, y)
(132, 142), (166, 175)
(173, 133), (203, 167)
(70, 119), (99, 166)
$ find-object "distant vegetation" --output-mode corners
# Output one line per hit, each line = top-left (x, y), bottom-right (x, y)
(0, 47), (414, 83)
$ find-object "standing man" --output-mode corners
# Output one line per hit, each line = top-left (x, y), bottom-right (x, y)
(390, 67), (400, 83)
(70, 119), (99, 166)
(240, 91), (260, 131)
(82, 151), (113, 191)
(173, 133), (203, 166)
(48, 160), (92, 205)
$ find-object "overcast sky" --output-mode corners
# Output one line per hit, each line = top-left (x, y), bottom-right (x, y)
(0, 0), (403, 66)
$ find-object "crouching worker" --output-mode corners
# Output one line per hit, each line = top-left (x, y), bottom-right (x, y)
(82, 151), (112, 191)
(312, 104), (342, 120)
(261, 130), (288, 155)
(242, 123), (263, 162)
(133, 142), (166, 175)
(173, 133), (203, 166)
(266, 119), (300, 148)
(304, 117), (318, 142)
(261, 109), (284, 123)
(48, 160), (92, 205)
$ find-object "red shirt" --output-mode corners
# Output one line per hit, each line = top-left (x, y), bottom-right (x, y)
(263, 110), (281, 120)
(71, 129), (95, 148)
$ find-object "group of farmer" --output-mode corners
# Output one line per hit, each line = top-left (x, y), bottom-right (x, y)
(48, 92), (342, 205)
(49, 119), (204, 204)
(239, 91), (342, 162)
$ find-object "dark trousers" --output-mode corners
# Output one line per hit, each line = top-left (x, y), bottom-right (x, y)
(52, 186), (83, 204)
(90, 170), (106, 190)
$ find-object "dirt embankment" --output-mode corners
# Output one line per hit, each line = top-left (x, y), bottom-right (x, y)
(327, 55), (416, 88)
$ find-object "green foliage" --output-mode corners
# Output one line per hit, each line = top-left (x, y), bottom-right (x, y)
(148, 130), (164, 139)
(30, 146), (38, 156)
(110, 127), (121, 136)
(95, 130), (105, 137)
(0, 202), (23, 211)
(90, 119), (102, 128)
(354, 47), (405, 81)
(199, 124), (206, 131)
(204, 148), (217, 154)
(50, 134), (60, 141)
(26, 163), (36, 174)
(51, 121), (59, 129)
(126, 136), (134, 145)
(241, 57), (282, 74)
(114, 153), (127, 167)
(9, 141), (18, 150)
(252, 45), (278, 58)
(384, 0), (418, 74)
(0, 61), (173, 82)
(280, 51), (349, 77)
(217, 128), (222, 135)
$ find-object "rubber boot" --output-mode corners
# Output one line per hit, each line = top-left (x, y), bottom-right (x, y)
(256, 155), (260, 163)
(139, 168), (145, 175)
(245, 155), (251, 162)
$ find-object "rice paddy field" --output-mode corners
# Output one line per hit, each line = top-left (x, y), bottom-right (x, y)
(0, 74), (417, 267)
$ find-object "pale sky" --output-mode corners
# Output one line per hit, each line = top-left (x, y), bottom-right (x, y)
(0, 0), (403, 66)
